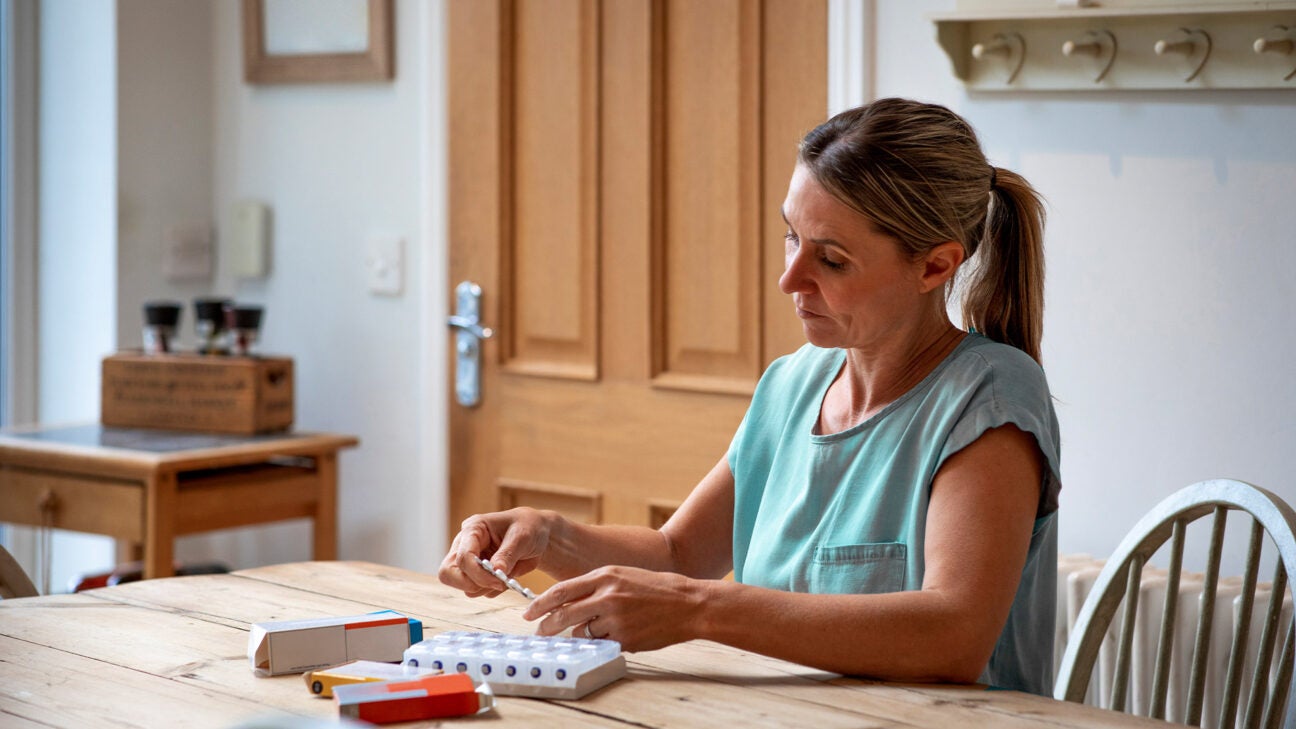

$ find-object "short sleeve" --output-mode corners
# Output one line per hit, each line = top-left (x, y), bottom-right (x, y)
(938, 348), (1062, 517)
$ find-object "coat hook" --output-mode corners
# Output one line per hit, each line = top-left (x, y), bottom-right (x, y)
(1154, 27), (1211, 83)
(1061, 30), (1117, 83)
(971, 32), (1026, 85)
(1253, 25), (1296, 81)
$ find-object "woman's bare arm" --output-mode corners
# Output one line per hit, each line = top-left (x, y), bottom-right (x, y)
(439, 456), (735, 593)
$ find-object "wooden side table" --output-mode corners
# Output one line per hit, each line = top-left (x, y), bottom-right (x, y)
(0, 424), (358, 579)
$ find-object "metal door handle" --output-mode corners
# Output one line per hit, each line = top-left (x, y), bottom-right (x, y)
(449, 282), (492, 407)
(447, 316), (493, 341)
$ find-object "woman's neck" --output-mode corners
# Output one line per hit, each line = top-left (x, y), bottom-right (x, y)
(818, 319), (966, 434)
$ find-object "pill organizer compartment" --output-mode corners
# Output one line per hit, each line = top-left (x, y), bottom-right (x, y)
(403, 631), (626, 700)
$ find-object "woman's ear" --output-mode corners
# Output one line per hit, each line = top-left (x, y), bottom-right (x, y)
(917, 241), (965, 294)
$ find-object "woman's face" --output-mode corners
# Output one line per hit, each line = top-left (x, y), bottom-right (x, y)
(778, 164), (927, 351)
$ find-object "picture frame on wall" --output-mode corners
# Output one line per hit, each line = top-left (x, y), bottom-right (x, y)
(242, 0), (394, 84)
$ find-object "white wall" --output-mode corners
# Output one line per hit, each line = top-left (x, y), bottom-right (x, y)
(21, 0), (446, 591)
(38, 2), (115, 422)
(178, 0), (445, 573)
(875, 2), (1296, 576)
(116, 0), (215, 349)
(33, 0), (118, 590)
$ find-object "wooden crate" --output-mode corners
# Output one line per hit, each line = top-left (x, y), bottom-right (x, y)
(101, 353), (293, 434)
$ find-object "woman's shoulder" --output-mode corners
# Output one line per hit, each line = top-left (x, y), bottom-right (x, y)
(956, 334), (1043, 371)
(942, 334), (1051, 401)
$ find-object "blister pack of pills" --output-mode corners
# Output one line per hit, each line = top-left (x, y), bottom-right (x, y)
(403, 631), (626, 700)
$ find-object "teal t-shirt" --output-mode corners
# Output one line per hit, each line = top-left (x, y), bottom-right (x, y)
(727, 334), (1061, 695)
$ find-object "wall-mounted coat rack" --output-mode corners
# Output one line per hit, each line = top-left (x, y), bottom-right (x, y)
(932, 2), (1296, 90)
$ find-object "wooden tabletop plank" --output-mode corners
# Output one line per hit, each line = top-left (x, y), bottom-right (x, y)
(0, 593), (327, 717)
(620, 637), (1166, 728)
(78, 571), (421, 627)
(0, 711), (53, 728)
(232, 559), (511, 621)
(557, 667), (916, 729)
(0, 635), (306, 728)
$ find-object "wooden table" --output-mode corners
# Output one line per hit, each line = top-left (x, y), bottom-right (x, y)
(0, 560), (1165, 727)
(0, 424), (358, 579)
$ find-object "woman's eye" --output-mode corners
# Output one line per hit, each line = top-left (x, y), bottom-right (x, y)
(785, 230), (845, 271)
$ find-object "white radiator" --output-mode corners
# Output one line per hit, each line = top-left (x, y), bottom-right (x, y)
(1057, 554), (1294, 727)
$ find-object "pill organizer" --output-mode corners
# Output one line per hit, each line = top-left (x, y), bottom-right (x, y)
(403, 631), (626, 700)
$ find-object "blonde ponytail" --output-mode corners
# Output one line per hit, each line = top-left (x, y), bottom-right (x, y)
(961, 167), (1047, 363)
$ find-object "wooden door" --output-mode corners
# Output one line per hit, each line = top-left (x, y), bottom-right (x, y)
(447, 0), (827, 579)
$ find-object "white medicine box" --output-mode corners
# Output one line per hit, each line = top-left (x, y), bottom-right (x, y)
(248, 610), (422, 676)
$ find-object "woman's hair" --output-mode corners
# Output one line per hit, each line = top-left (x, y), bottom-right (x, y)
(797, 98), (1047, 364)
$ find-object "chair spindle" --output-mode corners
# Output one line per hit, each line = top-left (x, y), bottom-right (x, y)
(1244, 558), (1288, 729)
(1220, 519), (1265, 729)
(1110, 555), (1144, 712)
(1186, 506), (1228, 725)
(1261, 621), (1294, 729)
(1150, 518), (1188, 720)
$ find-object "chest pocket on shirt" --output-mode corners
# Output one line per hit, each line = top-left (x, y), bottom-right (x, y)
(809, 542), (907, 594)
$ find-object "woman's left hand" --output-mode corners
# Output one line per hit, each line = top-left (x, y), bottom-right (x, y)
(522, 565), (707, 652)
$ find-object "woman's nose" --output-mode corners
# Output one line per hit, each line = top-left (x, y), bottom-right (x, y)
(779, 248), (812, 295)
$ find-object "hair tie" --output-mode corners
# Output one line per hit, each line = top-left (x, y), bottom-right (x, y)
(988, 166), (998, 191)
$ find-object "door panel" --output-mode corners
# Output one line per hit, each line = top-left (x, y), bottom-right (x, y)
(653, 0), (762, 394)
(448, 0), (826, 565)
(506, 0), (600, 380)
(498, 480), (602, 526)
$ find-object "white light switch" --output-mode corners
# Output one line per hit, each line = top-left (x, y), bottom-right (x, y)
(366, 234), (404, 296)
(228, 201), (270, 278)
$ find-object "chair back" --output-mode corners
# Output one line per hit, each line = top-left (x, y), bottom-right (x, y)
(0, 544), (38, 599)
(1056, 480), (1296, 729)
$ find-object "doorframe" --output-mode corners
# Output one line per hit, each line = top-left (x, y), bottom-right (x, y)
(418, 0), (451, 565)
(828, 0), (874, 116)
(1, 0), (38, 429)
(0, 0), (39, 567)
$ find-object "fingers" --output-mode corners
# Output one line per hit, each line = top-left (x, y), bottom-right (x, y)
(438, 508), (552, 598)
(582, 616), (610, 640)
(437, 519), (507, 595)
(522, 577), (574, 621)
(524, 567), (697, 652)
(523, 574), (606, 638)
(437, 553), (505, 596)
(489, 527), (533, 576)
(520, 568), (627, 635)
(534, 600), (615, 643)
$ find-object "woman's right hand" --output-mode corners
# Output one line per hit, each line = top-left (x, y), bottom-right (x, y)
(437, 507), (553, 597)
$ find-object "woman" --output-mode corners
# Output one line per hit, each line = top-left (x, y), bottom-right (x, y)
(439, 98), (1061, 695)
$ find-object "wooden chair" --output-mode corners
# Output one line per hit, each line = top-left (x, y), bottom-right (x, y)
(0, 543), (38, 599)
(1055, 480), (1296, 728)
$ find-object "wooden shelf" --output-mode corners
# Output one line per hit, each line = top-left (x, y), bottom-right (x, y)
(931, 2), (1296, 90)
